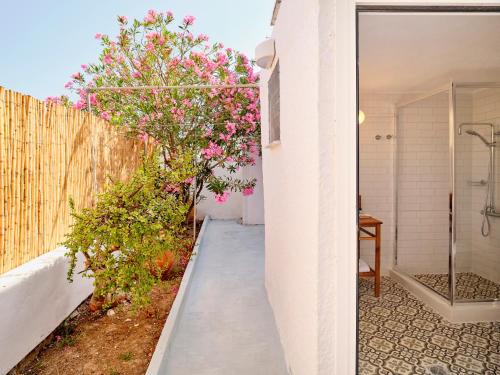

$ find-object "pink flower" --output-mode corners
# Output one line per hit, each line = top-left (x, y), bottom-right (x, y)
(45, 96), (62, 105)
(225, 122), (236, 135)
(168, 57), (180, 69)
(103, 54), (113, 65)
(71, 72), (82, 80)
(170, 107), (185, 122)
(132, 71), (141, 78)
(197, 34), (209, 42)
(164, 183), (180, 193)
(216, 52), (228, 65)
(146, 32), (160, 40)
(146, 42), (154, 51)
(81, 64), (88, 70)
(101, 111), (111, 121)
(183, 15), (196, 26)
(250, 144), (259, 156)
(89, 93), (98, 106)
(184, 177), (194, 185)
(242, 187), (254, 196)
(118, 15), (128, 24)
(144, 9), (158, 23)
(201, 141), (223, 160)
(132, 59), (142, 69)
(166, 11), (174, 19)
(215, 191), (229, 204)
(73, 99), (86, 110)
(64, 81), (73, 89)
(181, 98), (193, 108)
(240, 53), (249, 65)
(182, 59), (194, 69)
(95, 33), (103, 40)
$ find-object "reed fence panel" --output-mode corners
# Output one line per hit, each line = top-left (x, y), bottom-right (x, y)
(0, 87), (147, 273)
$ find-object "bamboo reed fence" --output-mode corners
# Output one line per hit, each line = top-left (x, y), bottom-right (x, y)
(0, 87), (148, 273)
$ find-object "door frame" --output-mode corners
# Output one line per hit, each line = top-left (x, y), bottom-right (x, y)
(331, 1), (500, 374)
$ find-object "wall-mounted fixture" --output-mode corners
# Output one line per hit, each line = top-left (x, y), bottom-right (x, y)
(255, 38), (275, 69)
(359, 110), (365, 125)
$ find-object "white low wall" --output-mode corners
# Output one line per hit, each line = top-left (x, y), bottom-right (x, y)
(196, 158), (265, 224)
(0, 247), (93, 374)
(242, 158), (265, 225)
(196, 167), (244, 220)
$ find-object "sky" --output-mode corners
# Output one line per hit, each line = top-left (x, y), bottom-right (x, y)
(0, 0), (273, 101)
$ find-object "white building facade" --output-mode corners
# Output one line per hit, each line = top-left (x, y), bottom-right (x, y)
(257, 1), (500, 374)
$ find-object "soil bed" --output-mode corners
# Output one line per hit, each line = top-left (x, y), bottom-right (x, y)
(14, 221), (202, 375)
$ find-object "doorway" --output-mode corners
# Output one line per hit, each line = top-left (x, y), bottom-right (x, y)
(357, 7), (500, 375)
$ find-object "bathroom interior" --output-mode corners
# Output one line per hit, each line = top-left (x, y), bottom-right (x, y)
(357, 10), (499, 375)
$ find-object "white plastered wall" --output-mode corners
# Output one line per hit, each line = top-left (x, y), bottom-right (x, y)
(196, 161), (264, 224)
(242, 157), (265, 224)
(260, 0), (357, 374)
(262, 1), (500, 375)
(259, 0), (320, 373)
(196, 167), (245, 219)
(0, 248), (93, 374)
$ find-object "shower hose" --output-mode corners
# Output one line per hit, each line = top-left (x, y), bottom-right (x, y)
(481, 164), (492, 237)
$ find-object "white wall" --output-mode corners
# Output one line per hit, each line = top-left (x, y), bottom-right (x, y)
(359, 94), (397, 274)
(242, 157), (265, 225)
(196, 167), (245, 220)
(260, 0), (320, 373)
(261, 2), (500, 375)
(396, 92), (451, 275)
(0, 247), (93, 374)
(261, 1), (360, 373)
(196, 160), (264, 224)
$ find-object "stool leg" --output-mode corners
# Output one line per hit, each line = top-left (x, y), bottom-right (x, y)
(375, 224), (381, 297)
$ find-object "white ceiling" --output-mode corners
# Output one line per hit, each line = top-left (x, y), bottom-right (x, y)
(359, 13), (500, 93)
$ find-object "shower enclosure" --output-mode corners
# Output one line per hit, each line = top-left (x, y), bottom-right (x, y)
(394, 82), (500, 304)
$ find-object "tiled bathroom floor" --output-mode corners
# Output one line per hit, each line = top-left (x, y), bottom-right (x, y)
(358, 277), (500, 375)
(413, 272), (500, 300)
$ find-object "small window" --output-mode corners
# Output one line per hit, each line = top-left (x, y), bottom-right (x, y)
(268, 61), (280, 143)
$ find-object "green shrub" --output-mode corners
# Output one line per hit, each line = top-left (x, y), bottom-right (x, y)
(64, 151), (191, 309)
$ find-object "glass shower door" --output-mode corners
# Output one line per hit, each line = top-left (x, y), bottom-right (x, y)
(395, 89), (452, 298)
(453, 84), (500, 302)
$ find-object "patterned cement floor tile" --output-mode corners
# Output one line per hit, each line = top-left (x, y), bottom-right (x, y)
(359, 277), (500, 375)
(413, 272), (500, 300)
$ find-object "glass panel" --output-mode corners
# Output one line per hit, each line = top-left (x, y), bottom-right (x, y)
(396, 90), (452, 299)
(454, 86), (500, 302)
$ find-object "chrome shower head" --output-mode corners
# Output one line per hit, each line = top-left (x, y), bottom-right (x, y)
(465, 130), (493, 147)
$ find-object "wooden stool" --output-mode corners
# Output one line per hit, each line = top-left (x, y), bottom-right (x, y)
(359, 215), (382, 297)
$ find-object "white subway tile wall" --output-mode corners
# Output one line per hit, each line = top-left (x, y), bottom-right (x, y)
(359, 94), (397, 275)
(396, 92), (451, 275)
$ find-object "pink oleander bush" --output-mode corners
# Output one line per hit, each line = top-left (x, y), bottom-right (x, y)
(50, 10), (260, 207)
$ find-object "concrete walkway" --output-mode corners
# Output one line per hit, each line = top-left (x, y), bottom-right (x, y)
(160, 220), (288, 375)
